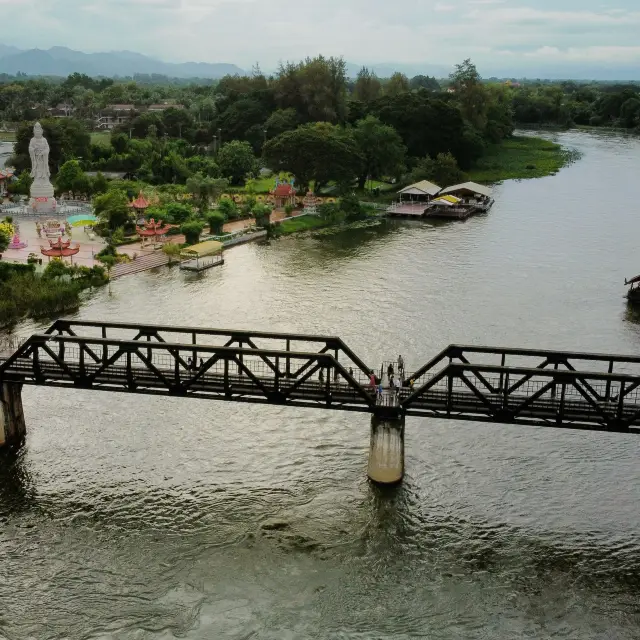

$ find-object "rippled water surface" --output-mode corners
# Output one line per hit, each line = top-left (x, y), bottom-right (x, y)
(2, 131), (640, 639)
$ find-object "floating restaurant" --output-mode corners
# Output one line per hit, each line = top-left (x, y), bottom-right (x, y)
(387, 181), (494, 219)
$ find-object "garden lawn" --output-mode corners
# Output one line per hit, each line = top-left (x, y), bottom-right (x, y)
(277, 215), (330, 234)
(0, 131), (16, 142)
(90, 131), (111, 146)
(467, 135), (575, 183)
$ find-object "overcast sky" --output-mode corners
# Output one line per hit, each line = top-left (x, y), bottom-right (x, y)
(3, 0), (640, 73)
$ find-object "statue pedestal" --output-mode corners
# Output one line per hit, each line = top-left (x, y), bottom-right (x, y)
(30, 179), (56, 214)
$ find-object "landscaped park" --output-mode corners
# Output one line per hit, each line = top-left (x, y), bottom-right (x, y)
(0, 57), (596, 328)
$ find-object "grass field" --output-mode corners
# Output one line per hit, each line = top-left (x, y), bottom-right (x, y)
(467, 135), (577, 183)
(90, 131), (111, 146)
(277, 215), (330, 234)
(0, 131), (16, 142)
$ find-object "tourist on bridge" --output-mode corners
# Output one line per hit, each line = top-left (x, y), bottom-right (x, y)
(319, 368), (324, 385)
(387, 363), (394, 380)
(394, 376), (401, 398)
(398, 355), (405, 378)
(369, 370), (376, 391)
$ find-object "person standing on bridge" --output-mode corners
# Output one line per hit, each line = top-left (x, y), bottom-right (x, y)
(319, 368), (324, 386)
(398, 355), (405, 379)
(369, 370), (376, 391)
(387, 362), (394, 381)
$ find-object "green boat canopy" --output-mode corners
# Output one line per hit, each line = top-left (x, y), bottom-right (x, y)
(180, 240), (223, 258)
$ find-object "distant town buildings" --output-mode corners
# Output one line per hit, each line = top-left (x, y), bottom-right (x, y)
(95, 101), (183, 129)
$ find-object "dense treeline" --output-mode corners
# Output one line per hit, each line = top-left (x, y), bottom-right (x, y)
(511, 82), (640, 128)
(4, 58), (517, 192)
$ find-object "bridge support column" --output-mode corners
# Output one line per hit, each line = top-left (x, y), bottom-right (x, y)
(0, 382), (26, 449)
(367, 414), (405, 485)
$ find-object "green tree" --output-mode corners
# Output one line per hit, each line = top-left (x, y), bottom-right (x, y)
(263, 122), (362, 190)
(449, 58), (488, 131)
(373, 91), (479, 168)
(265, 108), (299, 138)
(409, 75), (440, 91)
(7, 170), (33, 196)
(274, 56), (348, 123)
(621, 97), (640, 128)
(164, 202), (194, 224)
(56, 159), (85, 194)
(353, 67), (381, 103)
(353, 116), (406, 189)
(410, 152), (465, 187)
(0, 226), (9, 255)
(94, 190), (131, 230)
(384, 72), (410, 97)
(206, 211), (226, 234)
(162, 106), (195, 139)
(181, 220), (205, 245)
(217, 197), (239, 220)
(216, 98), (269, 144)
(186, 173), (229, 211)
(252, 203), (272, 229)
(92, 172), (109, 195)
(110, 132), (129, 154)
(217, 141), (257, 186)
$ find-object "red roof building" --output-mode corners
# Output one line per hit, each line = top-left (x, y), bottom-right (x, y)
(128, 191), (150, 211)
(270, 182), (297, 208)
(40, 238), (80, 260)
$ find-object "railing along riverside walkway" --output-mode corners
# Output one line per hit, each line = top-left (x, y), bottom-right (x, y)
(1, 320), (640, 483)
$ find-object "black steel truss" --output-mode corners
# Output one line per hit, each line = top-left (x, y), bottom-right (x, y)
(1, 321), (640, 433)
(0, 333), (376, 412)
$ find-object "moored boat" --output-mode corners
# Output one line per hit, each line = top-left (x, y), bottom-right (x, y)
(624, 275), (640, 303)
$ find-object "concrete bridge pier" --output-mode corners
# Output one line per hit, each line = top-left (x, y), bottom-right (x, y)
(367, 413), (405, 484)
(0, 382), (26, 449)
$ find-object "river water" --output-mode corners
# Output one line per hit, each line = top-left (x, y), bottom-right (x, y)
(2, 130), (640, 639)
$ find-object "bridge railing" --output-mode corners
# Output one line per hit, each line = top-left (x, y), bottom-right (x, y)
(0, 334), (377, 411)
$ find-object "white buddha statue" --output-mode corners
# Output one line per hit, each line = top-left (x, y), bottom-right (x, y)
(29, 122), (56, 212)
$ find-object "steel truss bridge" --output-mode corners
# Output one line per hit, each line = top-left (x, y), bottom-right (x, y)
(1, 319), (640, 434)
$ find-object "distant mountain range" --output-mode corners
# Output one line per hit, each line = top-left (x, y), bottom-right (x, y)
(0, 44), (638, 81)
(0, 46), (244, 79)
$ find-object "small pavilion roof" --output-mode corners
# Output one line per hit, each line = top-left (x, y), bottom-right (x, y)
(273, 183), (296, 197)
(129, 192), (150, 209)
(398, 180), (441, 197)
(439, 182), (493, 198)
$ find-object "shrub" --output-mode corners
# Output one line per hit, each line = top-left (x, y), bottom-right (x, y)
(217, 197), (239, 220)
(284, 204), (294, 216)
(206, 211), (226, 234)
(111, 227), (126, 245)
(181, 221), (205, 245)
(339, 194), (366, 221)
(252, 204), (272, 229)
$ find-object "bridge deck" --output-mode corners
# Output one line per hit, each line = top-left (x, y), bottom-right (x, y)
(1, 320), (640, 434)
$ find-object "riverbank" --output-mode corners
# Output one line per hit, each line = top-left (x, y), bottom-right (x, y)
(467, 135), (576, 183)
